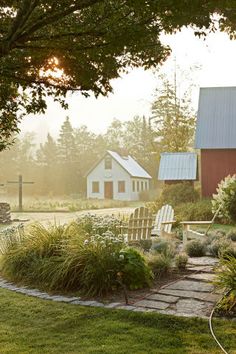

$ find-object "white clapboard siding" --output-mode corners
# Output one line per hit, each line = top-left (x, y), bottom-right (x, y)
(127, 207), (153, 242)
(152, 205), (174, 236)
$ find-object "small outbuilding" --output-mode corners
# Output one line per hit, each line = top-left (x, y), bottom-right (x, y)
(86, 150), (152, 201)
(195, 87), (236, 197)
(158, 152), (197, 185)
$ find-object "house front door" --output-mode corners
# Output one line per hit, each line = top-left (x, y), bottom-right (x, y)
(104, 182), (113, 199)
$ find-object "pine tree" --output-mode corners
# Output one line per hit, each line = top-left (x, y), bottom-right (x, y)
(57, 117), (78, 195)
(151, 76), (195, 152)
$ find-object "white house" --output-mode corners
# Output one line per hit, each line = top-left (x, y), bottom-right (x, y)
(86, 150), (152, 201)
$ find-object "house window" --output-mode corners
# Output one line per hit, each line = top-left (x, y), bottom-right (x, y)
(105, 156), (112, 169)
(118, 181), (125, 193)
(92, 181), (99, 193)
(137, 181), (140, 192)
(145, 181), (148, 190)
(132, 180), (135, 192)
(141, 181), (144, 191)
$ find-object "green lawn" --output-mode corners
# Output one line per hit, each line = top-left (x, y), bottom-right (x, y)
(0, 289), (235, 353)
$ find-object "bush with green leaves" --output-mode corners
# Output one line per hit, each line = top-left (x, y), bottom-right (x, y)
(118, 248), (153, 290)
(0, 223), (152, 296)
(146, 182), (200, 213)
(175, 199), (213, 223)
(175, 253), (188, 270)
(214, 255), (236, 314)
(161, 183), (200, 207)
(212, 174), (236, 223)
(185, 239), (206, 257)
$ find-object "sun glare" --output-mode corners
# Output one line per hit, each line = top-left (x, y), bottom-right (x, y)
(39, 56), (69, 84)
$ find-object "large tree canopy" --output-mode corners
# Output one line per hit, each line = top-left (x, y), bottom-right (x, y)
(0, 1), (235, 150)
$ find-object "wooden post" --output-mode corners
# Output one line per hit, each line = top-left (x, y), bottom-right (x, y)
(19, 175), (23, 211)
(7, 175), (34, 211)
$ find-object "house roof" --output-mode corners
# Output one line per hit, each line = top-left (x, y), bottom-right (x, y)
(107, 151), (151, 178)
(158, 152), (197, 181)
(195, 87), (236, 149)
(86, 150), (152, 179)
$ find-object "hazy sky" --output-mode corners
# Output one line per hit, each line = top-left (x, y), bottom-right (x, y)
(20, 27), (236, 143)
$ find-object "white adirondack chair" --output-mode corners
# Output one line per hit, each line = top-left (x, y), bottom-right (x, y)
(124, 206), (154, 243)
(151, 204), (175, 238)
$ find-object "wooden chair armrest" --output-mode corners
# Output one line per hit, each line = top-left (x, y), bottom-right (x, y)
(161, 220), (176, 225)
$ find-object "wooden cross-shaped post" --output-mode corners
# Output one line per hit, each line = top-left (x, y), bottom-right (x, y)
(7, 175), (34, 211)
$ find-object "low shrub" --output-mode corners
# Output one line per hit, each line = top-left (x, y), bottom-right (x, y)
(152, 239), (176, 257)
(138, 239), (152, 252)
(175, 199), (213, 223)
(76, 214), (123, 236)
(227, 229), (236, 242)
(161, 183), (200, 207)
(146, 252), (173, 278)
(146, 183), (200, 213)
(175, 253), (188, 270)
(119, 248), (153, 290)
(208, 237), (232, 258)
(185, 240), (206, 257)
(214, 255), (236, 314)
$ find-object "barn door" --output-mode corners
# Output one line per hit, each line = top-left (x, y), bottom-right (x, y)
(104, 182), (113, 199)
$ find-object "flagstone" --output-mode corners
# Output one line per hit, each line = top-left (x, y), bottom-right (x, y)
(164, 280), (214, 292)
(188, 257), (218, 266)
(134, 299), (170, 310)
(186, 273), (215, 282)
(146, 293), (179, 303)
(159, 288), (220, 303)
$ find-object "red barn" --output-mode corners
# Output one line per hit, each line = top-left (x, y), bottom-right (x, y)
(195, 87), (236, 197)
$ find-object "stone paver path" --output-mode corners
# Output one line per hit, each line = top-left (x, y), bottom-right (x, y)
(0, 257), (221, 319)
(132, 257), (221, 318)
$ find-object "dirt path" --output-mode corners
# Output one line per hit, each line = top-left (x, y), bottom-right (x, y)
(9, 207), (134, 227)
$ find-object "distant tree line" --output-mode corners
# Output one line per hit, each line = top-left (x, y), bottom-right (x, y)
(0, 75), (196, 197)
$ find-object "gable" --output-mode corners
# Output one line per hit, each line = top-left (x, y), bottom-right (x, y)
(86, 150), (151, 179)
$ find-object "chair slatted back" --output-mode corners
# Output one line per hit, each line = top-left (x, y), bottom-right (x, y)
(152, 204), (174, 236)
(127, 207), (153, 242)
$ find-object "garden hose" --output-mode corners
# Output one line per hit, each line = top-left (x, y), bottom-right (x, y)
(208, 292), (230, 354)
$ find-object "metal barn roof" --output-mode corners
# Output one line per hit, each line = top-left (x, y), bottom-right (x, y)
(107, 151), (152, 179)
(158, 152), (197, 181)
(195, 87), (236, 149)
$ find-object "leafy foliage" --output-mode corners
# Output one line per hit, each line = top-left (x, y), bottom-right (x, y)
(1, 2), (236, 148)
(147, 183), (200, 214)
(212, 175), (236, 223)
(175, 199), (213, 223)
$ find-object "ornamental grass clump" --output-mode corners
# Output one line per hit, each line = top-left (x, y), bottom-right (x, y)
(0, 222), (85, 286)
(214, 255), (236, 315)
(0, 222), (152, 296)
